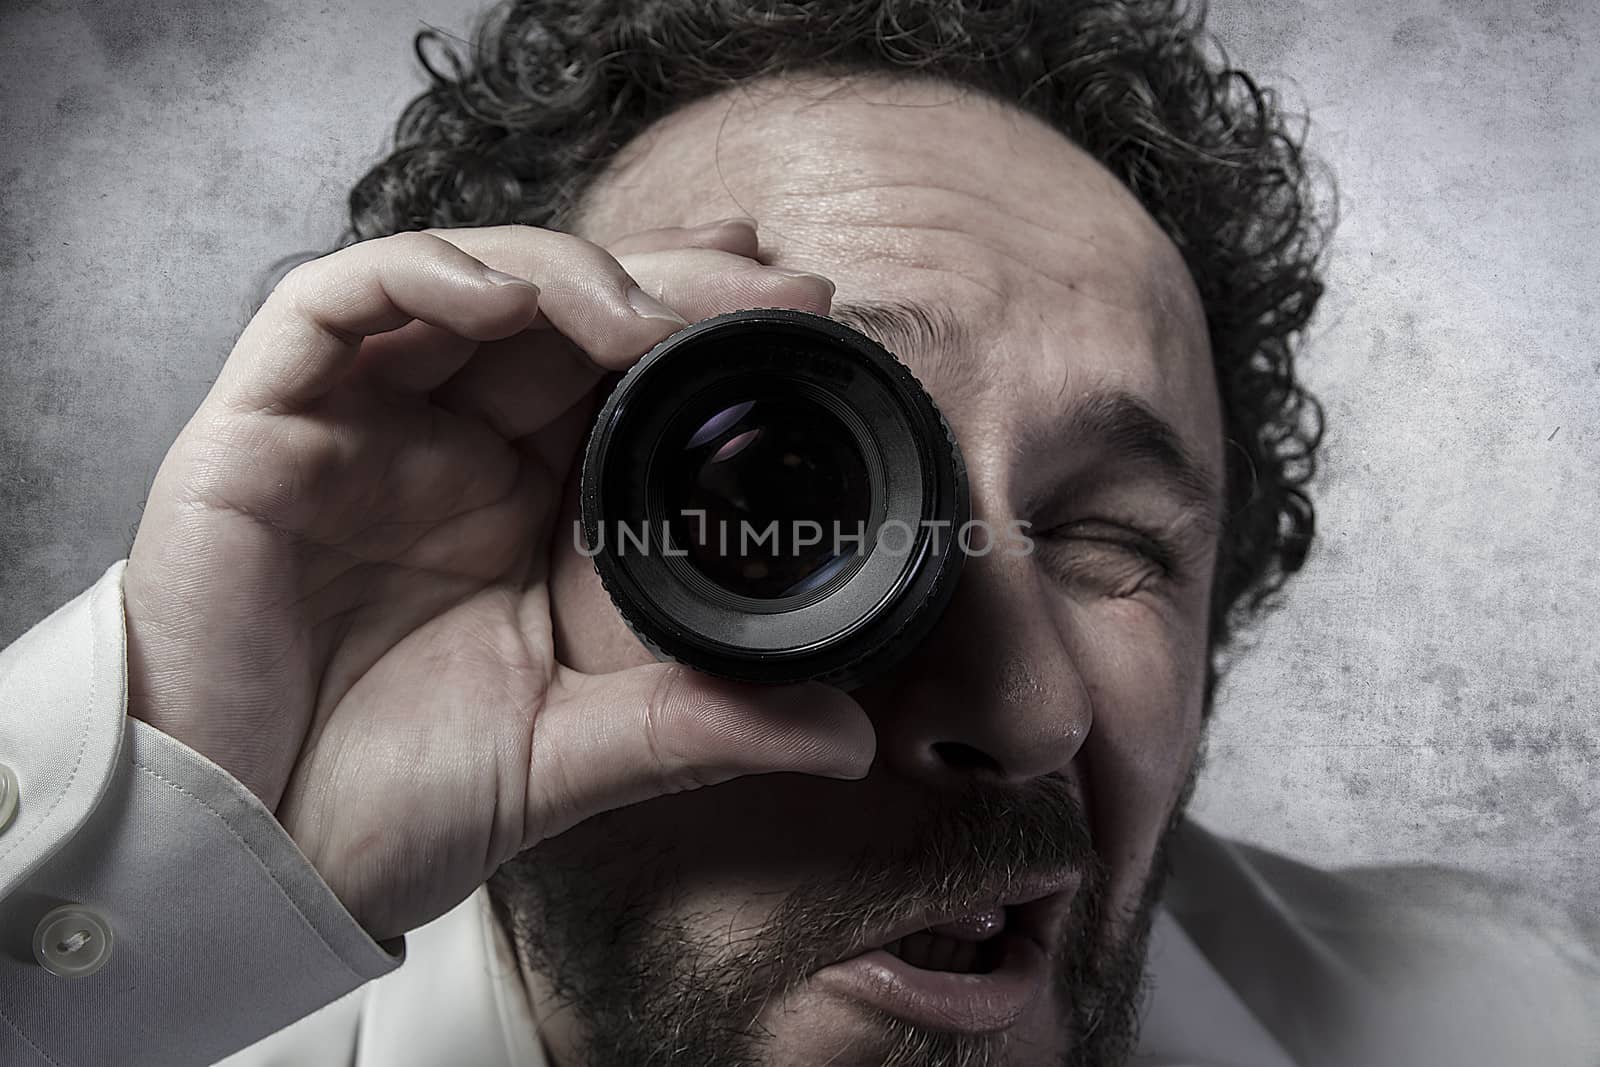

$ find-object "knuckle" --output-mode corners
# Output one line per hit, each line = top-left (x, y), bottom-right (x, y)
(167, 410), (309, 520)
(641, 666), (719, 789)
(379, 229), (449, 260)
(423, 225), (636, 294)
(528, 745), (581, 841)
(271, 256), (324, 302)
(640, 666), (681, 766)
(549, 228), (629, 279)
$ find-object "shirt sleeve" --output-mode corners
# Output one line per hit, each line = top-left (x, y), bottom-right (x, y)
(0, 561), (402, 1067)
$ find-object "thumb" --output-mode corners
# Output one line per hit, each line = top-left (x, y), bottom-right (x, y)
(524, 663), (876, 845)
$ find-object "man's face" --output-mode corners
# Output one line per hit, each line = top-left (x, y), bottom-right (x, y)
(507, 73), (1224, 1067)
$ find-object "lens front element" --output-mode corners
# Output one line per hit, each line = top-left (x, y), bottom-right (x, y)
(665, 394), (874, 601)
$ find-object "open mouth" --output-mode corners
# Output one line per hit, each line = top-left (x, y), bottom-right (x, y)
(810, 880), (1076, 1033)
(880, 906), (1010, 974)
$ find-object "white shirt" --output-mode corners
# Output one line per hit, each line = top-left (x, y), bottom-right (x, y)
(1, 563), (1596, 1066)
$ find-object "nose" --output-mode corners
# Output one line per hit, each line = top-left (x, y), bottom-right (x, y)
(855, 549), (1093, 785)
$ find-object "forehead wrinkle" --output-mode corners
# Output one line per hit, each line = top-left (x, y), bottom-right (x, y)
(771, 199), (1194, 343)
(793, 214), (1106, 283)
(581, 88), (1199, 333)
(585, 82), (1133, 241)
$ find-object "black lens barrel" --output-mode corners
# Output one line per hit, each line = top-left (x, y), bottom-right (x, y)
(580, 307), (968, 690)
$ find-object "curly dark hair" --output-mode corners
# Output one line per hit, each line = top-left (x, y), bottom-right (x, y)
(341, 0), (1330, 709)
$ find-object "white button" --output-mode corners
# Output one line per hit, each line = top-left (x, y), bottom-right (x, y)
(0, 762), (16, 833)
(33, 905), (114, 978)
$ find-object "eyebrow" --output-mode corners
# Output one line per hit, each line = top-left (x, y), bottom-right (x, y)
(831, 298), (972, 386)
(1044, 390), (1223, 521)
(831, 297), (1222, 521)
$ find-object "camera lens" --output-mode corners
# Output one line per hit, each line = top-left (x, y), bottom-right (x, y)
(663, 394), (873, 600)
(581, 307), (968, 690)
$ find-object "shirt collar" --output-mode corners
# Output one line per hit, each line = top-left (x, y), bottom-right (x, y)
(1134, 908), (1298, 1066)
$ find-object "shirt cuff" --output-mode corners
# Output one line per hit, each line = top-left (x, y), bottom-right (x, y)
(0, 562), (402, 1066)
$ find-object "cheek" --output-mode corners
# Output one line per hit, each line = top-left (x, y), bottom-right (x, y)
(540, 786), (822, 943)
(548, 473), (659, 673)
(1070, 599), (1205, 886)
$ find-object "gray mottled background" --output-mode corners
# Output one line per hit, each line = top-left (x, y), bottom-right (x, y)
(2, 1), (1596, 917)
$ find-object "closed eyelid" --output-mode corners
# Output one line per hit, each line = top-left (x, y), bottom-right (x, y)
(1032, 533), (1171, 598)
(1034, 513), (1221, 593)
(1040, 519), (1175, 562)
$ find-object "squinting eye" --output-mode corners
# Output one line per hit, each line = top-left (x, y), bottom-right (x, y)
(1032, 521), (1176, 598)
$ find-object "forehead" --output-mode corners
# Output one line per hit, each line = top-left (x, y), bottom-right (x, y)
(576, 73), (1221, 474)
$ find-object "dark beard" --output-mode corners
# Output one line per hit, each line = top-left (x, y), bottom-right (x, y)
(488, 774), (1183, 1067)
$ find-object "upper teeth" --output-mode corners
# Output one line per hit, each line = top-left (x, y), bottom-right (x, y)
(928, 908), (1006, 941)
(885, 930), (988, 973)
(876, 907), (1009, 961)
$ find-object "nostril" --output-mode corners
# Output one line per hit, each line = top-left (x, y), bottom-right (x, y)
(930, 741), (1003, 776)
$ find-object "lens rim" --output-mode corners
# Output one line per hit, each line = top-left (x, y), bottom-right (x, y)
(580, 307), (968, 689)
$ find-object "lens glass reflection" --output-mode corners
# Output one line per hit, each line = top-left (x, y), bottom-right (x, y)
(665, 396), (871, 599)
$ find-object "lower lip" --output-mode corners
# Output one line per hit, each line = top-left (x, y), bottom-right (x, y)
(811, 928), (1049, 1033)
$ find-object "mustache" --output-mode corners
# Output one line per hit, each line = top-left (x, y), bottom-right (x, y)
(720, 773), (1104, 1000)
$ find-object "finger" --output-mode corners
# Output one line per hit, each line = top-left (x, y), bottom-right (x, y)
(215, 231), (543, 412)
(624, 247), (835, 319)
(604, 216), (760, 259)
(356, 225), (722, 400)
(432, 247), (835, 440)
(525, 664), (877, 845)
(350, 319), (481, 393)
(421, 225), (693, 373)
(395, 223), (758, 415)
(431, 329), (605, 443)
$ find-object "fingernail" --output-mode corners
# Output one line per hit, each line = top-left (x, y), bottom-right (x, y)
(767, 268), (836, 295)
(626, 285), (689, 325)
(481, 267), (538, 291)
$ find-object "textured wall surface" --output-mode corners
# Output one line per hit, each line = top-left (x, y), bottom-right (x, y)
(2, 1), (1596, 918)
